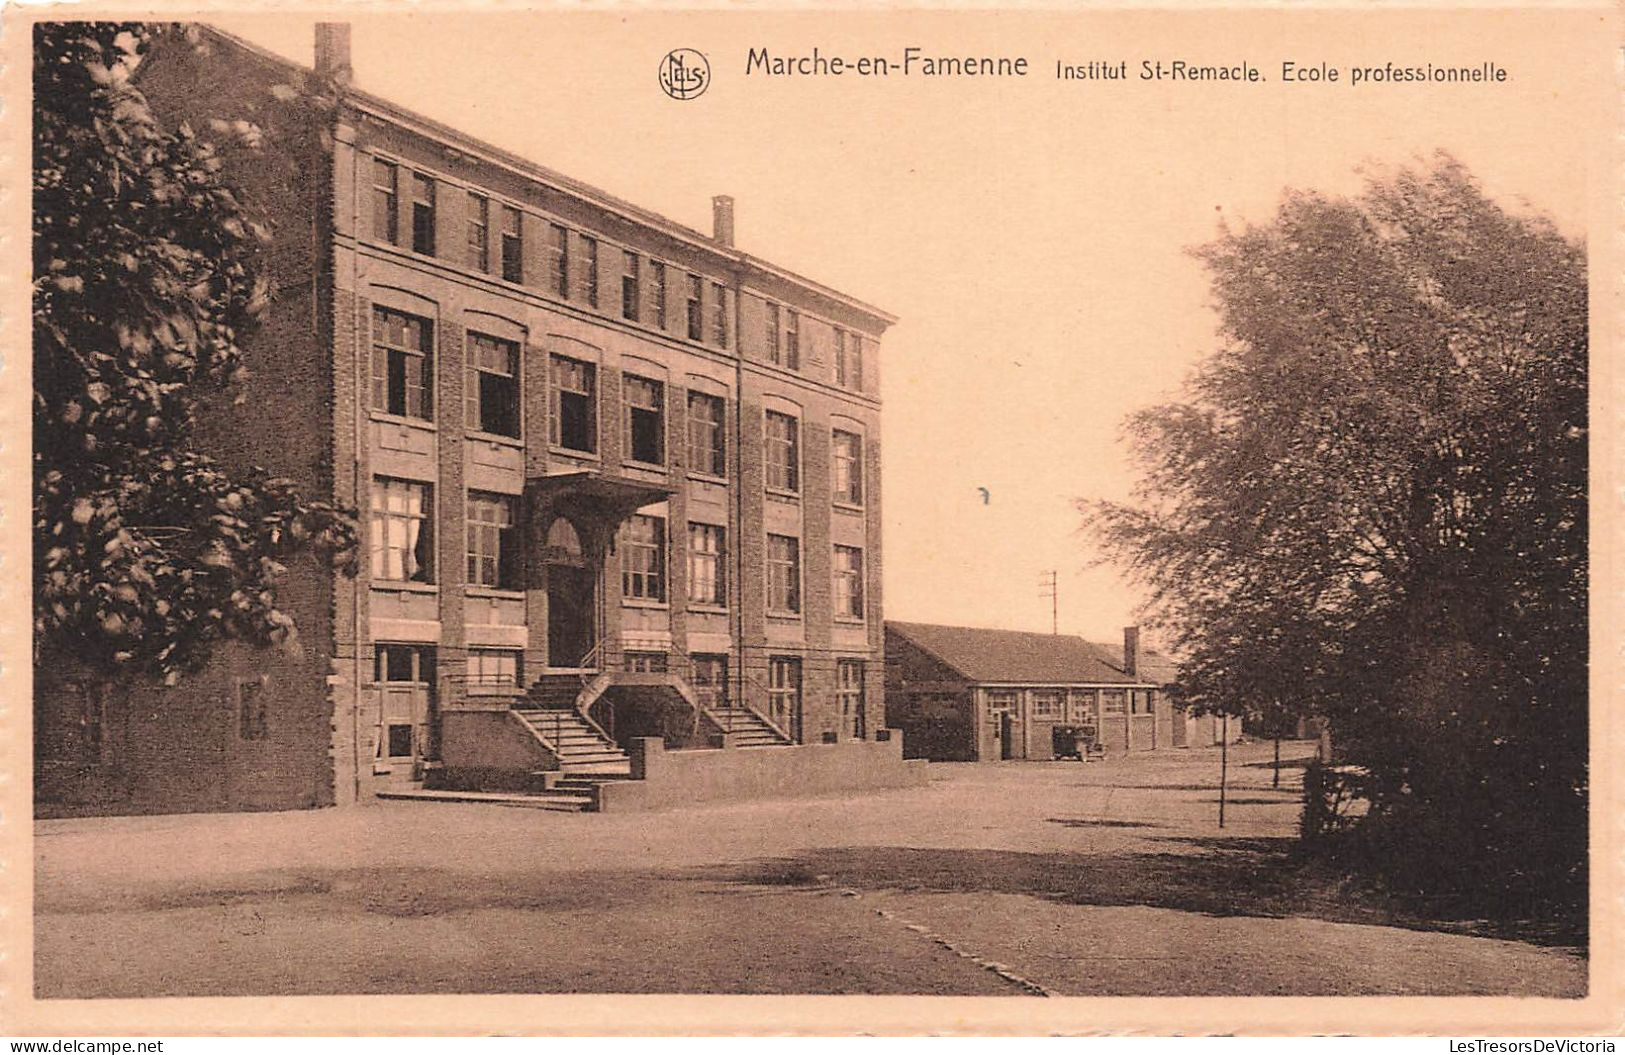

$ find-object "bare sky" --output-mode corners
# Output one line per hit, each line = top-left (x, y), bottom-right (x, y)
(219, 9), (1599, 648)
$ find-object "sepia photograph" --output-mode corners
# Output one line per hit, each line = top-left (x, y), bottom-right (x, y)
(10, 1), (1619, 1037)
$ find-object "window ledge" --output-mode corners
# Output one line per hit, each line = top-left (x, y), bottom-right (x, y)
(622, 460), (670, 474)
(465, 585), (525, 600)
(371, 581), (439, 594)
(549, 445), (600, 461)
(370, 411), (438, 432)
(687, 471), (730, 487)
(832, 501), (866, 515)
(622, 598), (670, 611)
(833, 616), (868, 626)
(467, 430), (523, 449)
(766, 611), (803, 621)
(766, 488), (801, 502)
(688, 603), (729, 616)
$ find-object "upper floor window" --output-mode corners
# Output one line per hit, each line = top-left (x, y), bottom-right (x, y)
(785, 310), (801, 370)
(621, 514), (666, 602)
(832, 429), (864, 506)
(371, 159), (398, 244)
(766, 534), (802, 614)
(549, 224), (569, 299)
(410, 173), (436, 256)
(467, 193), (489, 272)
(466, 491), (520, 590)
(550, 355), (596, 453)
(581, 236), (600, 307)
(500, 206), (523, 284)
(688, 523), (726, 607)
(833, 544), (865, 619)
(765, 303), (781, 365)
(765, 411), (800, 493)
(465, 332), (519, 438)
(371, 307), (433, 421)
(686, 273), (704, 341)
(370, 477), (433, 583)
(848, 334), (865, 390)
(622, 251), (641, 322)
(651, 261), (668, 328)
(687, 391), (726, 477)
(623, 374), (664, 466)
(711, 282), (729, 347)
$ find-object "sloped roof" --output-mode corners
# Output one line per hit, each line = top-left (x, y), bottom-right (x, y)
(886, 621), (1177, 687)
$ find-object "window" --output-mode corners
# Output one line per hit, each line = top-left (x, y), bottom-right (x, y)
(1130, 689), (1154, 715)
(621, 515), (666, 602)
(500, 205), (523, 283)
(370, 477), (433, 583)
(40, 682), (105, 764)
(1101, 690), (1127, 716)
(838, 660), (867, 739)
(686, 273), (703, 340)
(986, 689), (1018, 718)
(371, 158), (398, 244)
(623, 374), (664, 465)
(549, 224), (569, 298)
(1032, 690), (1063, 719)
(711, 282), (729, 347)
(469, 649), (521, 690)
(767, 534), (801, 614)
(411, 173), (436, 256)
(688, 523), (726, 606)
(376, 643), (435, 683)
(371, 307), (433, 421)
(465, 332), (519, 438)
(466, 491), (519, 589)
(785, 310), (801, 370)
(624, 651), (668, 673)
(768, 657), (802, 740)
(765, 303), (781, 365)
(765, 411), (799, 493)
(622, 251), (641, 322)
(238, 676), (269, 741)
(833, 545), (865, 620)
(467, 192), (489, 272)
(692, 654), (728, 709)
(836, 329), (864, 390)
(550, 355), (596, 453)
(374, 645), (434, 759)
(651, 261), (668, 328)
(832, 429), (863, 506)
(581, 236), (599, 307)
(687, 391), (726, 477)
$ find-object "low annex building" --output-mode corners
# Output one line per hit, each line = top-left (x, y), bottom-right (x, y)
(883, 622), (1234, 762)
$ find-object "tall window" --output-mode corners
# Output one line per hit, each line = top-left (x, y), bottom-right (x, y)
(687, 391), (726, 477)
(466, 192), (489, 272)
(410, 173), (436, 255)
(371, 477), (433, 583)
(500, 205), (523, 283)
(621, 515), (665, 602)
(550, 355), (595, 453)
(833, 545), (865, 619)
(549, 224), (569, 298)
(622, 251), (641, 322)
(768, 657), (802, 740)
(371, 307), (433, 421)
(371, 158), (398, 244)
(765, 411), (799, 493)
(711, 282), (729, 347)
(688, 523), (726, 606)
(832, 429), (863, 506)
(469, 648), (521, 690)
(767, 534), (801, 614)
(466, 491), (519, 589)
(837, 659), (867, 739)
(692, 654), (729, 710)
(651, 261), (668, 328)
(581, 236), (599, 307)
(686, 273), (703, 341)
(785, 309), (801, 370)
(465, 332), (519, 438)
(765, 303), (781, 365)
(623, 374), (664, 465)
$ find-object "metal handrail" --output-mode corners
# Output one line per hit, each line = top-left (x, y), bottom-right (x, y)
(666, 648), (794, 744)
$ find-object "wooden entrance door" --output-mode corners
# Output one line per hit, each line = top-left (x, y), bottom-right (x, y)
(374, 644), (435, 775)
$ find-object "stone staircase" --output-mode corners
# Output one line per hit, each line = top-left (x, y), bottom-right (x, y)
(514, 677), (630, 776)
(707, 704), (793, 748)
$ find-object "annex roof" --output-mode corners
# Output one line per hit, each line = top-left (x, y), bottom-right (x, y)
(885, 621), (1177, 688)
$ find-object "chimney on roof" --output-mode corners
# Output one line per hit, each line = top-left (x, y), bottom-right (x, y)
(1124, 626), (1141, 679)
(712, 195), (735, 247)
(314, 23), (353, 88)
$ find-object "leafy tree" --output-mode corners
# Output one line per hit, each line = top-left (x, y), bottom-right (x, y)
(1086, 156), (1586, 917)
(34, 22), (356, 684)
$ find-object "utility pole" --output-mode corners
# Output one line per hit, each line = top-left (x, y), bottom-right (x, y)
(1218, 713), (1229, 829)
(1038, 571), (1058, 635)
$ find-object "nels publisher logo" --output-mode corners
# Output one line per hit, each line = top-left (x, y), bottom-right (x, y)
(659, 48), (710, 99)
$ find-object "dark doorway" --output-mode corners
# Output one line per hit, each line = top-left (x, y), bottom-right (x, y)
(547, 565), (596, 668)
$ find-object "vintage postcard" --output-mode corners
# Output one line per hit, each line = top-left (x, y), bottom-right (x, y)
(3, 0), (1620, 1037)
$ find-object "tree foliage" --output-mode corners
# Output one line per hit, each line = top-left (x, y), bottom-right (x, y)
(34, 22), (357, 682)
(1086, 156), (1586, 913)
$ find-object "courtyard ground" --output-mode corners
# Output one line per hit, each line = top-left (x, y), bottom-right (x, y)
(34, 741), (1586, 998)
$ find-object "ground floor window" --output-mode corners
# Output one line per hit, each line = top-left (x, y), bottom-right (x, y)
(691, 654), (729, 709)
(837, 659), (866, 739)
(768, 656), (802, 740)
(468, 649), (521, 690)
(1068, 689), (1098, 724)
(624, 651), (669, 673)
(1101, 689), (1127, 716)
(985, 689), (1017, 719)
(1031, 690), (1063, 719)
